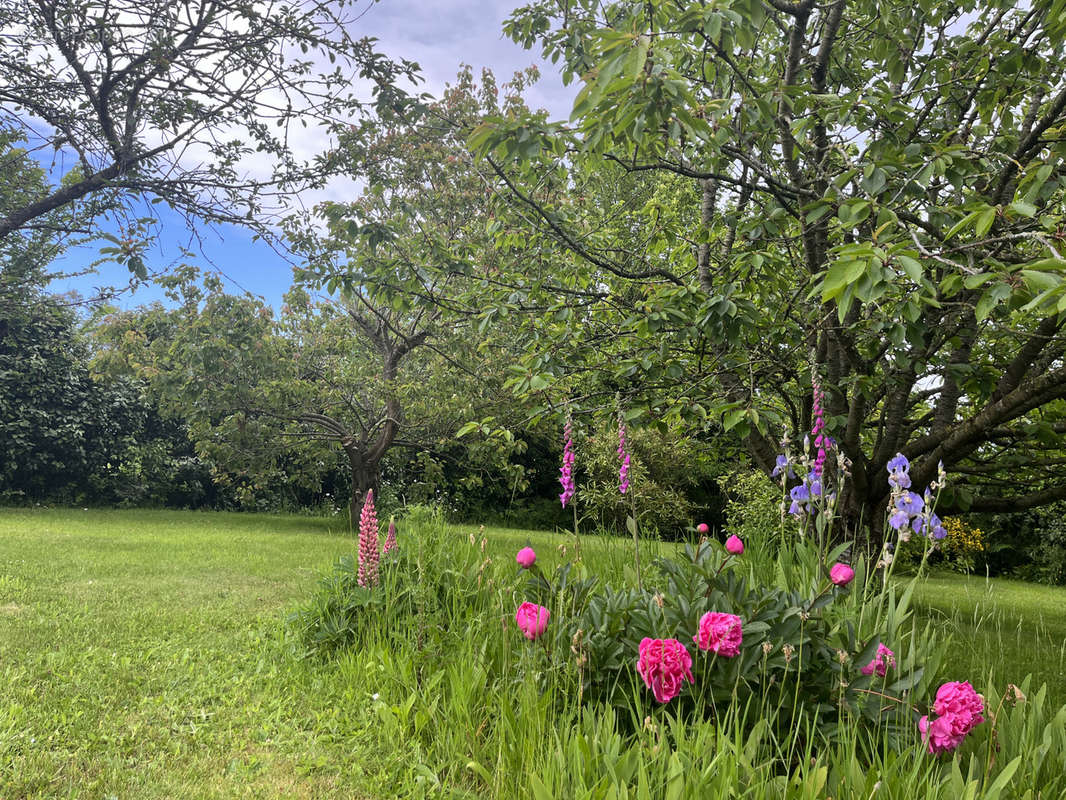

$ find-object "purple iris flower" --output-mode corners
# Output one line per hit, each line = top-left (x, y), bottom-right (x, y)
(913, 512), (947, 539)
(896, 491), (924, 516)
(887, 453), (912, 490)
(887, 453), (909, 473)
(789, 482), (810, 517)
(772, 454), (795, 479)
(889, 508), (910, 530)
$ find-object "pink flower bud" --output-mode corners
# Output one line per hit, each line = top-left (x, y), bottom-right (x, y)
(725, 535), (744, 555)
(830, 563), (855, 586)
(516, 547), (536, 569)
(514, 602), (550, 640)
(383, 517), (397, 555)
(696, 523), (710, 535)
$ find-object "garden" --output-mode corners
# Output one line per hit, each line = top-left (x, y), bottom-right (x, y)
(4, 0), (1066, 797)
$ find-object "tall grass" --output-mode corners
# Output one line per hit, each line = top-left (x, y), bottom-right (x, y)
(295, 515), (1066, 798)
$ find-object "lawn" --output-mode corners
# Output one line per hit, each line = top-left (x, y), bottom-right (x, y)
(1, 508), (1064, 797)
(911, 573), (1066, 707)
(0, 508), (359, 798)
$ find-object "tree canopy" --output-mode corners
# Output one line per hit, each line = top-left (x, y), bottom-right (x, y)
(436, 0), (1066, 540)
(0, 0), (419, 277)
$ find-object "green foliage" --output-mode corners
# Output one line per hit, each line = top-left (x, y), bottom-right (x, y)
(0, 288), (214, 506)
(981, 502), (1066, 585)
(578, 420), (721, 536)
(718, 469), (798, 579)
(456, 0), (1066, 535)
(546, 540), (936, 750)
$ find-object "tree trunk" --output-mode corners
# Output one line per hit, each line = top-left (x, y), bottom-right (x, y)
(345, 449), (380, 528)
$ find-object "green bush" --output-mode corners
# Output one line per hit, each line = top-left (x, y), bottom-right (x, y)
(578, 420), (721, 537)
(979, 503), (1066, 585)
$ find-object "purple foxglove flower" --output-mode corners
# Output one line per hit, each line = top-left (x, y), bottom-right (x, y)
(559, 412), (576, 508)
(617, 413), (630, 494)
(811, 382), (828, 477)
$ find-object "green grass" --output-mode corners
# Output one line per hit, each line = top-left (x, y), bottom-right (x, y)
(0, 508), (361, 798)
(2, 509), (1065, 798)
(911, 572), (1066, 707)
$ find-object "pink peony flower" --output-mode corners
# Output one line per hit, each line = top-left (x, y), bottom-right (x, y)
(636, 638), (694, 704)
(515, 547), (536, 569)
(860, 643), (896, 677)
(725, 535), (744, 555)
(919, 714), (965, 755)
(919, 681), (985, 755)
(830, 563), (855, 586)
(357, 489), (380, 588)
(693, 612), (743, 657)
(383, 516), (397, 555)
(696, 523), (710, 535)
(514, 602), (550, 640)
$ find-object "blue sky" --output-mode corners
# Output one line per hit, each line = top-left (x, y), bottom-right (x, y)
(44, 0), (576, 311)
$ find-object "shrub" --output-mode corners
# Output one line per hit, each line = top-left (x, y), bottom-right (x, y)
(578, 420), (719, 537)
(522, 538), (934, 748)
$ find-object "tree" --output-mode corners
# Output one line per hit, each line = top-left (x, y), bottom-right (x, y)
(0, 132), (100, 308)
(451, 0), (1066, 544)
(0, 283), (214, 505)
(126, 268), (528, 523)
(0, 0), (419, 272)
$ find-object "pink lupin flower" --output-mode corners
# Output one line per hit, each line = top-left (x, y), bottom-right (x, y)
(357, 489), (380, 588)
(559, 411), (576, 508)
(617, 411), (630, 494)
(383, 516), (397, 556)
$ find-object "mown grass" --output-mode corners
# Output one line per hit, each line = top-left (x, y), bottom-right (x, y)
(911, 573), (1066, 707)
(2, 509), (1065, 798)
(0, 508), (360, 798)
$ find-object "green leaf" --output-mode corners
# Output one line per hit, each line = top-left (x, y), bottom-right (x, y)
(945, 210), (981, 240)
(896, 255), (922, 282)
(1008, 199), (1037, 218)
(528, 374), (550, 391)
(723, 408), (746, 431)
(822, 259), (867, 302)
(981, 756), (1022, 800)
(455, 421), (480, 438)
(974, 206), (997, 238)
(1020, 270), (1060, 294)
